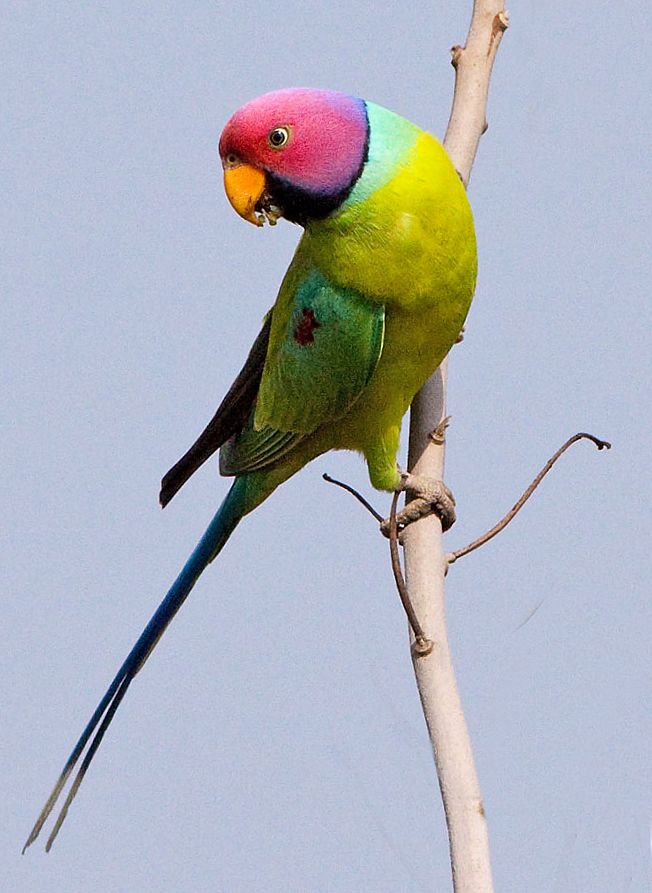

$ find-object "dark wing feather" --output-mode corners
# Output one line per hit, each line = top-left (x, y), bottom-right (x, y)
(159, 313), (272, 507)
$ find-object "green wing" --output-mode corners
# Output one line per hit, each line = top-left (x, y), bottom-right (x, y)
(256, 264), (385, 432)
(220, 261), (385, 475)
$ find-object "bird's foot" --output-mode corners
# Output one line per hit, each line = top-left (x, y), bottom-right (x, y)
(380, 473), (456, 538)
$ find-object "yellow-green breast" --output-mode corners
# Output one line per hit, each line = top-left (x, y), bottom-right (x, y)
(299, 102), (477, 449)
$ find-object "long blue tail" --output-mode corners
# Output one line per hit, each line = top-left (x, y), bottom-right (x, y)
(23, 478), (247, 853)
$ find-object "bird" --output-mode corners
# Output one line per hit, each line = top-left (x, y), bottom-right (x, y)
(23, 87), (477, 851)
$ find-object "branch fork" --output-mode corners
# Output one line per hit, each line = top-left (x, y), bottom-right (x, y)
(325, 430), (611, 650)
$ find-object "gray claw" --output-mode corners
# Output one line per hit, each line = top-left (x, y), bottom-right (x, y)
(380, 475), (456, 537)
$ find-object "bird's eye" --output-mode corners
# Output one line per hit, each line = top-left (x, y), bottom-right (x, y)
(268, 126), (291, 149)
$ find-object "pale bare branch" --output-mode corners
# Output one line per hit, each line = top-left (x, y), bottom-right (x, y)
(402, 3), (509, 890)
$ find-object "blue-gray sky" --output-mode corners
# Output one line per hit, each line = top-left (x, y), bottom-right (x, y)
(4, 1), (650, 890)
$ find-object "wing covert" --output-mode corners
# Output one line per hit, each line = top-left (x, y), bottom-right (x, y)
(254, 265), (385, 435)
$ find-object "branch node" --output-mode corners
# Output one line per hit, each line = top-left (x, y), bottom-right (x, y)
(450, 44), (464, 68)
(487, 10), (510, 57)
(412, 637), (434, 658)
(496, 10), (510, 31)
(430, 415), (452, 445)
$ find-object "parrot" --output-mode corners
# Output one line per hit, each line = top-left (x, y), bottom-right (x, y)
(24, 87), (477, 851)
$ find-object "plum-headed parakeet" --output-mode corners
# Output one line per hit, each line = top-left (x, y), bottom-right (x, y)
(25, 88), (476, 850)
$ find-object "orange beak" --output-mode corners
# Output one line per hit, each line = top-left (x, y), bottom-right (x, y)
(223, 164), (266, 226)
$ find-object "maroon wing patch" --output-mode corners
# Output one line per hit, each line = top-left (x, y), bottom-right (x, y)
(293, 308), (321, 346)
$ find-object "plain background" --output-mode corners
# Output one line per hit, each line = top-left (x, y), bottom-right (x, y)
(3, 1), (650, 890)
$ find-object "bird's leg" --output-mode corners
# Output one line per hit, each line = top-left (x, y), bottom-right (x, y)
(380, 471), (456, 538)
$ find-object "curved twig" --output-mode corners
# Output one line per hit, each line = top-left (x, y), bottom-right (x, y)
(447, 433), (611, 566)
(322, 473), (433, 654)
(388, 491), (433, 656)
(322, 473), (384, 522)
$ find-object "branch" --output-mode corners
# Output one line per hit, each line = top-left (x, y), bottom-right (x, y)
(388, 491), (433, 655)
(402, 4), (508, 891)
(447, 433), (611, 565)
(322, 473), (384, 522)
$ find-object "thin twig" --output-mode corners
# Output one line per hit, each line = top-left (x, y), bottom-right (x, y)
(447, 432), (611, 565)
(322, 472), (433, 653)
(388, 491), (433, 656)
(322, 473), (384, 523)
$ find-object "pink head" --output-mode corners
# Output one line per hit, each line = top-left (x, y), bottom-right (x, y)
(219, 88), (369, 225)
